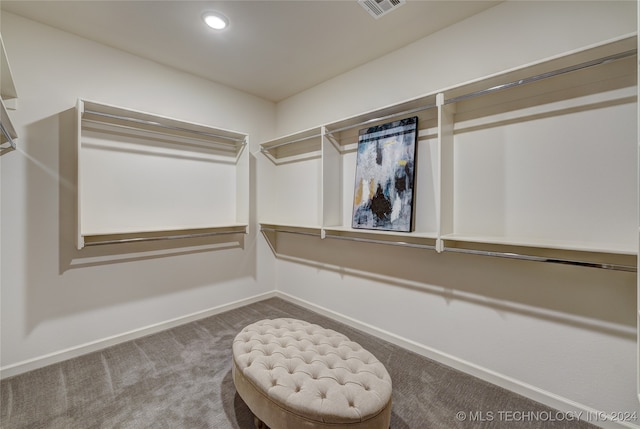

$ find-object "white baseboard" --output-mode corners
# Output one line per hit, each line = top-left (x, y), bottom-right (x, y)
(275, 291), (639, 429)
(0, 291), (277, 380)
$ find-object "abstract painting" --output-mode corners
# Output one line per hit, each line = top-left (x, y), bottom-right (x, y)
(352, 116), (418, 232)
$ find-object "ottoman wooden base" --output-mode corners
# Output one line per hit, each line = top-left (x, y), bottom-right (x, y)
(232, 318), (392, 429)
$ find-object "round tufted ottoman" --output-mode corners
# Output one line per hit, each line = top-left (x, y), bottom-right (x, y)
(232, 318), (392, 429)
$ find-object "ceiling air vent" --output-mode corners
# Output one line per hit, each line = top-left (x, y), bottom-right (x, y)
(358, 0), (405, 19)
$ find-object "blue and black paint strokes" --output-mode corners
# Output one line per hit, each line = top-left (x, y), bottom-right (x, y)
(352, 116), (418, 232)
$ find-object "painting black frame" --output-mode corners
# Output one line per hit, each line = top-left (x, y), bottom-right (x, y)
(351, 116), (418, 232)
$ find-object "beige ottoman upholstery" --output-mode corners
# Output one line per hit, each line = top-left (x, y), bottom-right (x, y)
(232, 318), (392, 429)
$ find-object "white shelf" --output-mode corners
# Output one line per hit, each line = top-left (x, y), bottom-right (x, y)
(260, 222), (322, 232)
(259, 223), (437, 252)
(81, 100), (246, 152)
(77, 99), (249, 249)
(441, 233), (637, 256)
(323, 225), (437, 240)
(324, 93), (439, 135)
(260, 126), (323, 161)
(258, 35), (638, 271)
(323, 225), (437, 251)
(82, 224), (248, 247)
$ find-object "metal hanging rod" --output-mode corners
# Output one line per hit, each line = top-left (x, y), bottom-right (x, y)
(83, 110), (247, 144)
(260, 133), (323, 152)
(260, 226), (322, 238)
(84, 228), (246, 246)
(445, 49), (637, 105)
(324, 233), (437, 250)
(262, 226), (435, 249)
(262, 226), (635, 272)
(444, 246), (637, 272)
(326, 102), (437, 136)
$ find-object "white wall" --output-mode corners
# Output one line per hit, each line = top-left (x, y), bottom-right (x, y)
(0, 11), (277, 374)
(277, 1), (637, 134)
(273, 0), (639, 425)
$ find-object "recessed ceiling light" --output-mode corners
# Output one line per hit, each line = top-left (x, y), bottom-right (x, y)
(203, 12), (228, 30)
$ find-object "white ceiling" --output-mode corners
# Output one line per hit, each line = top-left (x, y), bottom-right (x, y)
(1, 1), (500, 102)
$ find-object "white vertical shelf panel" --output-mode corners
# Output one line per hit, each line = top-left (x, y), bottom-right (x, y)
(77, 99), (248, 248)
(413, 112), (439, 238)
(340, 145), (358, 229)
(236, 134), (250, 231)
(322, 127), (342, 228)
(637, 2), (640, 404)
(437, 93), (455, 252)
(76, 99), (84, 249)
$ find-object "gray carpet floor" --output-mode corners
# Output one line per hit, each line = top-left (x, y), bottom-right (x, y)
(1, 297), (596, 428)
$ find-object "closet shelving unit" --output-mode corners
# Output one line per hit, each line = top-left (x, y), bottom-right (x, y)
(1, 35), (18, 153)
(76, 99), (249, 249)
(260, 34), (638, 273)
